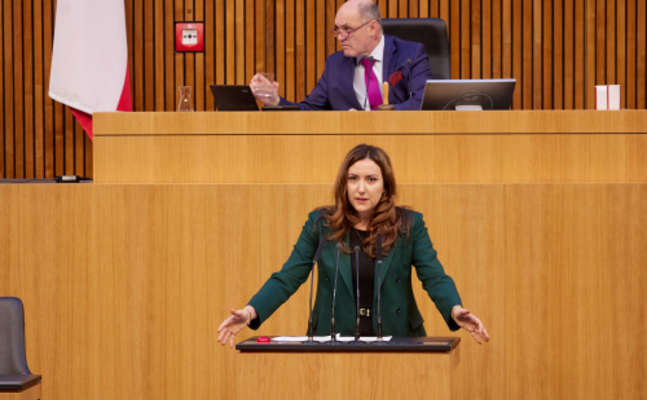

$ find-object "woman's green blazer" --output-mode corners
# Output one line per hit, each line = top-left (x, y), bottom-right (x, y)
(248, 209), (462, 337)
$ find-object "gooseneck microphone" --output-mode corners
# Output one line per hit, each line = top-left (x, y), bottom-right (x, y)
(306, 235), (327, 342)
(330, 242), (343, 342)
(354, 245), (361, 341)
(376, 233), (384, 341)
(363, 56), (375, 111)
(405, 59), (413, 100)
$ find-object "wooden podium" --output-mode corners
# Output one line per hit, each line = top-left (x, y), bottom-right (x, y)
(93, 110), (647, 184)
(235, 337), (460, 400)
(1, 110), (645, 400)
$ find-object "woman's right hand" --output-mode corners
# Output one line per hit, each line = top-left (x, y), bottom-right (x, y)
(217, 306), (257, 348)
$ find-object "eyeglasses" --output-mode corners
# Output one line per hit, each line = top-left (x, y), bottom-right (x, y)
(331, 19), (374, 38)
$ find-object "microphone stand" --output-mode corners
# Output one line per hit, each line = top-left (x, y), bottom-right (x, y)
(328, 242), (342, 344)
(305, 235), (326, 344)
(306, 270), (316, 342)
(376, 234), (384, 342)
(352, 245), (364, 344)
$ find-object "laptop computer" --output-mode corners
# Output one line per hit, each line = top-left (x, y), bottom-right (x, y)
(209, 85), (259, 111)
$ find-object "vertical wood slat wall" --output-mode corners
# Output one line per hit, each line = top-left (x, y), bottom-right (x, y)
(1, 0), (646, 179)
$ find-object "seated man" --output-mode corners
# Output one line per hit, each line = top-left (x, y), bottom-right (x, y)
(250, 0), (432, 111)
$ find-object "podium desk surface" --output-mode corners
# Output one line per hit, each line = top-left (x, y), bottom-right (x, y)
(236, 336), (459, 353)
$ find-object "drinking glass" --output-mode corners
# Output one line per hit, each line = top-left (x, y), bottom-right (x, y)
(255, 72), (276, 98)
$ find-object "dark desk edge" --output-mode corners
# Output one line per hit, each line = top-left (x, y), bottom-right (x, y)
(0, 374), (42, 391)
(236, 336), (460, 353)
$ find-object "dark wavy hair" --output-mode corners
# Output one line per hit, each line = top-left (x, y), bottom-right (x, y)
(317, 144), (410, 258)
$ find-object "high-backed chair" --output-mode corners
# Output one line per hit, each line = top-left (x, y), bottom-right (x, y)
(0, 297), (41, 395)
(382, 18), (451, 79)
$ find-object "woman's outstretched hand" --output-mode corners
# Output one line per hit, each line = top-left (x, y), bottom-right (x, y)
(217, 306), (257, 348)
(452, 306), (490, 344)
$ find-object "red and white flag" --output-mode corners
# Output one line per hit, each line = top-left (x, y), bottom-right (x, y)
(49, 0), (132, 140)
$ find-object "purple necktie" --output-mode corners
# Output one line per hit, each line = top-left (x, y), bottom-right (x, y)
(361, 58), (383, 110)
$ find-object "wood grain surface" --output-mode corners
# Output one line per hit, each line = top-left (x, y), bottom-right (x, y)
(234, 351), (456, 400)
(93, 111), (647, 184)
(0, 384), (41, 400)
(2, 0), (647, 179)
(1, 183), (645, 400)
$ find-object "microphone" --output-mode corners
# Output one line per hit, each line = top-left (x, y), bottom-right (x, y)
(354, 245), (361, 341)
(405, 59), (413, 100)
(376, 233), (384, 341)
(363, 56), (375, 111)
(330, 242), (343, 342)
(306, 235), (326, 342)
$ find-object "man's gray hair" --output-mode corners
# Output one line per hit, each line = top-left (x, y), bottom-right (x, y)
(358, 1), (382, 30)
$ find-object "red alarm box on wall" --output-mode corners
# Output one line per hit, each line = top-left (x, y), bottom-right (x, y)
(175, 22), (204, 52)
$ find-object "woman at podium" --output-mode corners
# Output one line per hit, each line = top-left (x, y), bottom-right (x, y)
(218, 144), (489, 347)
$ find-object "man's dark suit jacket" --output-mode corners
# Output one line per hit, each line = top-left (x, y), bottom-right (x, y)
(248, 209), (462, 337)
(278, 34), (433, 111)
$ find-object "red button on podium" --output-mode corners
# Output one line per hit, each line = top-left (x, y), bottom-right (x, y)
(257, 336), (270, 343)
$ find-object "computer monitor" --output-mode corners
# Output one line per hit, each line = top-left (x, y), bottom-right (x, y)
(420, 79), (516, 110)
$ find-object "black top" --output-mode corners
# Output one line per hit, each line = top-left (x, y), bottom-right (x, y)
(349, 228), (375, 336)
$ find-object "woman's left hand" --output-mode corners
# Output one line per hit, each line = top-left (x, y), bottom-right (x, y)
(452, 306), (490, 344)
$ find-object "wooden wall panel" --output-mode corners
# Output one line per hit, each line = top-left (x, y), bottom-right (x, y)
(553, 0), (563, 109)
(403, 184), (507, 400)
(523, 0), (532, 108)
(275, 1), (285, 97)
(32, 2), (43, 179)
(23, 1), (34, 179)
(637, 0), (646, 109)
(32, 0), (43, 179)
(1, 183), (646, 400)
(1, 3), (6, 178)
(626, 0), (636, 109)
(0, 186), (20, 291)
(13, 1), (24, 179)
(504, 184), (647, 400)
(234, 0), (244, 84)
(3, 1), (14, 178)
(43, 0), (54, 178)
(1, 0), (646, 179)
